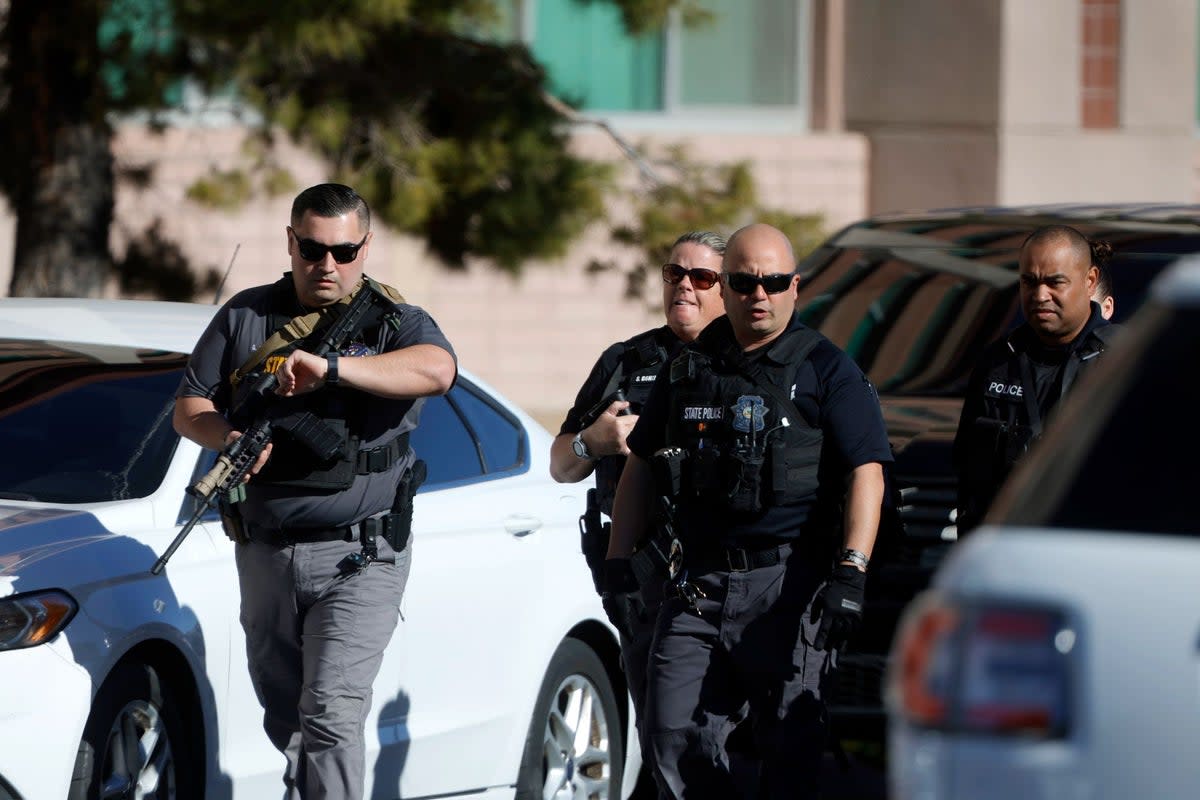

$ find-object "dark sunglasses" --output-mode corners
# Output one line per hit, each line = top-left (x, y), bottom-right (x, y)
(662, 263), (721, 291)
(289, 228), (369, 264)
(723, 271), (796, 295)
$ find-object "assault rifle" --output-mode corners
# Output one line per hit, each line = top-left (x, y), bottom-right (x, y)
(151, 280), (398, 575)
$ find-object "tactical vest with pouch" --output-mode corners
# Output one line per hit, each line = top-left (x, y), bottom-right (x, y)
(230, 274), (409, 491)
(665, 324), (825, 515)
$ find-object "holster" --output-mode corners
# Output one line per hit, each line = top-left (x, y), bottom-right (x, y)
(384, 459), (426, 551)
(579, 488), (609, 594)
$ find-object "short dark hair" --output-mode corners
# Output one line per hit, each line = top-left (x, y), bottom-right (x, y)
(1020, 224), (1092, 263)
(672, 230), (727, 256)
(290, 183), (370, 231)
(1094, 263), (1114, 299)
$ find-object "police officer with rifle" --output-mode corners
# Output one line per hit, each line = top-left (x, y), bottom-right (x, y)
(606, 224), (892, 799)
(173, 183), (456, 800)
(550, 230), (726, 793)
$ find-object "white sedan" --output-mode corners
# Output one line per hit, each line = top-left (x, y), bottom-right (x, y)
(885, 256), (1200, 799)
(0, 298), (633, 800)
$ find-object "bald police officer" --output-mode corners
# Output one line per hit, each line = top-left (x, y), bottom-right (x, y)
(607, 223), (892, 799)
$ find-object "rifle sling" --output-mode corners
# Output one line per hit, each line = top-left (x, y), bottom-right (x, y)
(229, 275), (406, 387)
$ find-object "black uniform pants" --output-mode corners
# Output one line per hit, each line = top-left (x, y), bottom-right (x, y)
(617, 574), (668, 794)
(645, 554), (833, 800)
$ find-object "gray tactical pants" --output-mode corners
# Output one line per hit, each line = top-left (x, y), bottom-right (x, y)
(645, 555), (834, 800)
(236, 535), (410, 800)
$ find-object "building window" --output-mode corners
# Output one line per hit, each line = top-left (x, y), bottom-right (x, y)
(1081, 0), (1120, 129)
(517, 0), (809, 121)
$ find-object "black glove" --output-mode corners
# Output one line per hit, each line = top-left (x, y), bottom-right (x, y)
(812, 564), (867, 651)
(600, 558), (639, 640)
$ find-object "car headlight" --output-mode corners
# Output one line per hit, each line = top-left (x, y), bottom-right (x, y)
(0, 590), (78, 650)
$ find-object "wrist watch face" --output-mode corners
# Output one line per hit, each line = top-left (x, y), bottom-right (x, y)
(572, 433), (590, 459)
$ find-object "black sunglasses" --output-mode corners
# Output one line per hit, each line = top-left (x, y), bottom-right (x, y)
(289, 228), (369, 264)
(723, 271), (796, 295)
(662, 263), (721, 291)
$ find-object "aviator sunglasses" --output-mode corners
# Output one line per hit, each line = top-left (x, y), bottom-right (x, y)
(289, 227), (369, 264)
(662, 263), (721, 290)
(723, 271), (796, 295)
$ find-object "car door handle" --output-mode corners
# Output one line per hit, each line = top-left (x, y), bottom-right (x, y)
(505, 514), (542, 537)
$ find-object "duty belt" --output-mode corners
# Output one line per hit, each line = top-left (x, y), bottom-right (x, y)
(688, 540), (794, 573)
(245, 515), (410, 549)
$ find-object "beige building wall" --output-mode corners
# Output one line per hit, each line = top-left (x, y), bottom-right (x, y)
(843, 0), (1004, 212)
(845, 0), (1197, 213)
(997, 0), (1196, 203)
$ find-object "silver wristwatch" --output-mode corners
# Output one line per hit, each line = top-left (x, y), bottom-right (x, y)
(571, 431), (595, 460)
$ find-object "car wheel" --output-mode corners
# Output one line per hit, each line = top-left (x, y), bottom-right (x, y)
(68, 661), (195, 800)
(516, 638), (624, 800)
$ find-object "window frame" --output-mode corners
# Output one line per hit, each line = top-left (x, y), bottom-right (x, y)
(521, 0), (813, 132)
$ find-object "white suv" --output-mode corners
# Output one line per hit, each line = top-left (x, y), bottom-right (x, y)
(885, 255), (1200, 799)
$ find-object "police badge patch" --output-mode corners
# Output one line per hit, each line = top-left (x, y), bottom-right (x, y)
(343, 342), (376, 357)
(731, 395), (768, 433)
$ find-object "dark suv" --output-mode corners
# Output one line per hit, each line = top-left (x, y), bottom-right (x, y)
(796, 204), (1200, 736)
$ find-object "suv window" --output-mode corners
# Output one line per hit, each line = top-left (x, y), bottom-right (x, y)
(989, 303), (1198, 534)
(796, 218), (1191, 397)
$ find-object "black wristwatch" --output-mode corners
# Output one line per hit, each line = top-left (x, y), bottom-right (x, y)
(571, 431), (595, 460)
(325, 352), (340, 386)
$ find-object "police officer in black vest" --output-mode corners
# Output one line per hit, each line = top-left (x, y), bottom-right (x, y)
(174, 183), (457, 800)
(606, 223), (892, 800)
(550, 230), (726, 793)
(954, 225), (1116, 535)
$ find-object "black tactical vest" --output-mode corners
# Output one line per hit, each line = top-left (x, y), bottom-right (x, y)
(664, 325), (824, 515)
(959, 323), (1116, 532)
(593, 328), (672, 514)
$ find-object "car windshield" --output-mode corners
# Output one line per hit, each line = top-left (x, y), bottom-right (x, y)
(987, 300), (1200, 535)
(796, 216), (1195, 396)
(0, 340), (187, 503)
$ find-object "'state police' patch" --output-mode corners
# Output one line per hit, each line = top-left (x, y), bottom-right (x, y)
(681, 405), (724, 421)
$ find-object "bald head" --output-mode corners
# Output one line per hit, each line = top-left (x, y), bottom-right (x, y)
(726, 223), (795, 267)
(722, 223), (799, 350)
